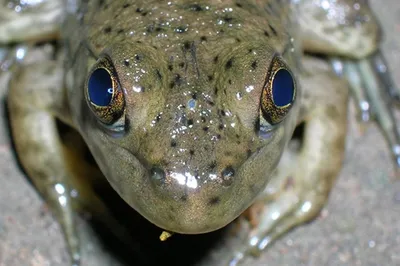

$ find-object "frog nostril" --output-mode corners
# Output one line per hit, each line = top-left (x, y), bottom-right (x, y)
(150, 167), (166, 186)
(221, 166), (235, 187)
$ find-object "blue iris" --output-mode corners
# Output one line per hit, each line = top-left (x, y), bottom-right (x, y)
(88, 68), (114, 106)
(272, 69), (294, 107)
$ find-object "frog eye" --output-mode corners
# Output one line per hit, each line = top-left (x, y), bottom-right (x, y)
(88, 68), (114, 106)
(86, 57), (125, 125)
(260, 56), (296, 126)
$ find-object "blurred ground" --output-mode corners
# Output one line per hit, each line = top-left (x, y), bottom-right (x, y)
(0, 1), (399, 266)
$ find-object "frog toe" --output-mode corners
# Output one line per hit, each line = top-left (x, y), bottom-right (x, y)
(228, 189), (326, 266)
(331, 58), (372, 123)
(371, 50), (400, 103)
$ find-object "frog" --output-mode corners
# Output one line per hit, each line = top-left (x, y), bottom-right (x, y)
(1, 0), (399, 265)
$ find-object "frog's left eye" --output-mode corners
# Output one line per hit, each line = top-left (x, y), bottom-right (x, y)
(259, 56), (296, 127)
(86, 57), (125, 126)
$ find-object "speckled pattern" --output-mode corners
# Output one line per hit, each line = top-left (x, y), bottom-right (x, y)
(0, 1), (399, 266)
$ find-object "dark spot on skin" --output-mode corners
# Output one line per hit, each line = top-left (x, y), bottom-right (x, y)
(117, 29), (124, 34)
(208, 161), (217, 170)
(235, 38), (241, 43)
(135, 54), (143, 61)
(246, 149), (252, 158)
(236, 3), (243, 8)
(208, 197), (220, 205)
(223, 16), (233, 23)
(206, 100), (214, 106)
(201, 117), (206, 123)
(188, 4), (204, 11)
(228, 79), (232, 85)
(122, 3), (130, 8)
(251, 60), (258, 70)
(207, 75), (213, 81)
(248, 48), (253, 53)
(103, 26), (112, 33)
(183, 41), (191, 50)
(218, 124), (224, 130)
(180, 195), (188, 201)
(156, 69), (162, 80)
(203, 126), (209, 132)
(146, 24), (155, 33)
(194, 170), (200, 179)
(99, 0), (105, 7)
(189, 150), (195, 156)
(200, 36), (207, 42)
(170, 74), (183, 88)
(156, 114), (162, 122)
(219, 110), (226, 116)
(171, 140), (177, 147)
(168, 64), (173, 71)
(174, 74), (182, 85)
(187, 119), (193, 126)
(214, 87), (218, 95)
(136, 7), (143, 13)
(264, 30), (270, 37)
(216, 134), (221, 140)
(180, 116), (187, 125)
(269, 24), (277, 35)
(123, 59), (129, 67)
(235, 134), (240, 138)
(179, 62), (185, 68)
(225, 58), (233, 69)
(225, 151), (232, 156)
(213, 56), (219, 63)
(192, 93), (197, 100)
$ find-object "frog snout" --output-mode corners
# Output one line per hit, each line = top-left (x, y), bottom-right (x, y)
(142, 165), (242, 233)
(149, 165), (235, 189)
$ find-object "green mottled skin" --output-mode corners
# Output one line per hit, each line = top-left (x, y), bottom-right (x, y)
(1, 0), (387, 264)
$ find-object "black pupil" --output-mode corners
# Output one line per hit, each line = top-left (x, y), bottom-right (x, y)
(272, 69), (294, 107)
(88, 68), (114, 106)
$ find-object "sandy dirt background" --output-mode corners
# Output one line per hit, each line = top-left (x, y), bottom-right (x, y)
(0, 1), (399, 265)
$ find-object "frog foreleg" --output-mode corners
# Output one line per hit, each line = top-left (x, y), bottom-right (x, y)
(297, 0), (400, 170)
(7, 57), (80, 265)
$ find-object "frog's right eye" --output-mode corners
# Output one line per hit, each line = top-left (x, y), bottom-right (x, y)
(86, 57), (125, 126)
(257, 56), (296, 138)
